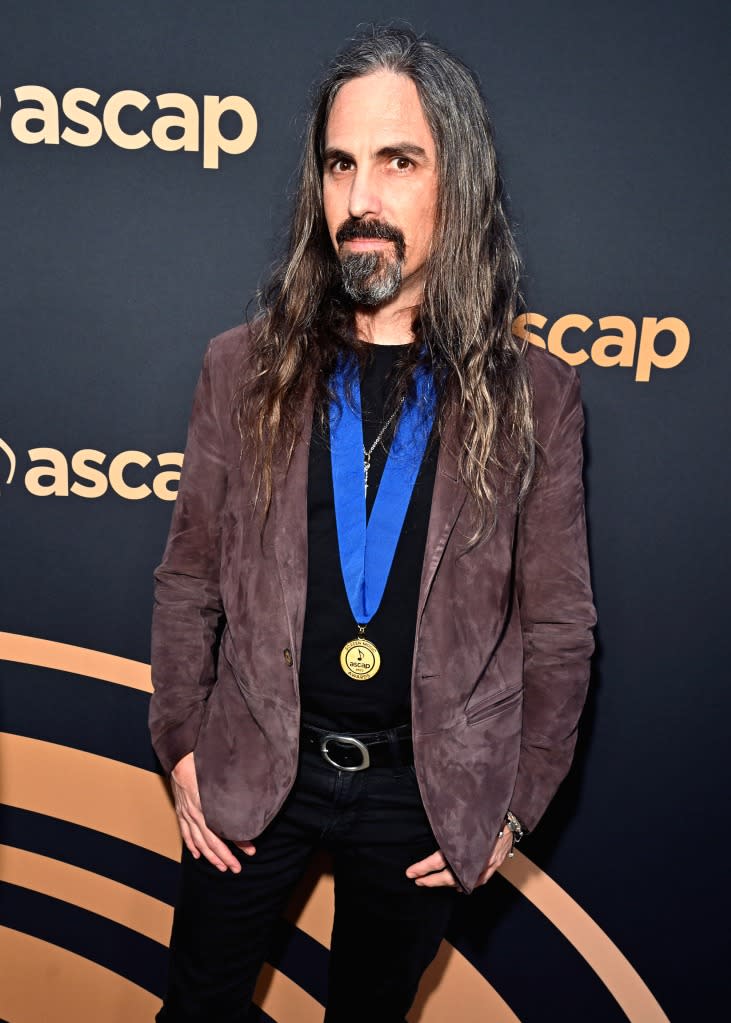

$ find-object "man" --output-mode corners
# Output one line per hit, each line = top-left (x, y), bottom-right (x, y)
(150, 25), (597, 1023)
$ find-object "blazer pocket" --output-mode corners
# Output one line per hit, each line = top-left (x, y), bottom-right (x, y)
(219, 633), (293, 712)
(464, 684), (523, 725)
(219, 635), (258, 697)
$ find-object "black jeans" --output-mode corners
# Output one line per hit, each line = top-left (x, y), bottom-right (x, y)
(156, 740), (457, 1022)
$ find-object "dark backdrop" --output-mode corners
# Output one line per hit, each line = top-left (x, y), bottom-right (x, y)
(1, 2), (727, 1021)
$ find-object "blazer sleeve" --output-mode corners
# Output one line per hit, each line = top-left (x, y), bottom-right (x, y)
(148, 338), (228, 775)
(509, 365), (597, 832)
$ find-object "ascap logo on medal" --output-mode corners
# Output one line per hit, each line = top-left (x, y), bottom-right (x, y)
(339, 638), (381, 681)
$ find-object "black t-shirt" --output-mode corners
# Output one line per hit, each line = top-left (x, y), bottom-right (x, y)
(299, 342), (440, 731)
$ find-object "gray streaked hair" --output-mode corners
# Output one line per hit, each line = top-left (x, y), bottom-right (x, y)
(235, 24), (535, 548)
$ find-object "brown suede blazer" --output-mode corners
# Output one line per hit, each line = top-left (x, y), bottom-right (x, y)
(149, 324), (597, 893)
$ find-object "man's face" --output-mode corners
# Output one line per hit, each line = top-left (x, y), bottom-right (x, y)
(322, 70), (438, 308)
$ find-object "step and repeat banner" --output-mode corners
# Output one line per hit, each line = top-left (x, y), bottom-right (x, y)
(0, 2), (726, 1021)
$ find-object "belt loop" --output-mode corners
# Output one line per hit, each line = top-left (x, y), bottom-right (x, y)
(387, 727), (404, 770)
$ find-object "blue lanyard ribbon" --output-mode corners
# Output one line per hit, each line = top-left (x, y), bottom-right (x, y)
(329, 353), (436, 627)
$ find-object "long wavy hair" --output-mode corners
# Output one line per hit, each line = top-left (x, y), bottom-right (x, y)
(234, 25), (535, 548)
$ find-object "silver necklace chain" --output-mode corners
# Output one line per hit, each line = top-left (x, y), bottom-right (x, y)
(363, 397), (405, 496)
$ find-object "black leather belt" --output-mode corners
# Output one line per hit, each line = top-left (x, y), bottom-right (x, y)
(300, 722), (413, 772)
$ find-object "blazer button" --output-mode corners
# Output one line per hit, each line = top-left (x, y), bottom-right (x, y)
(283, 648), (293, 667)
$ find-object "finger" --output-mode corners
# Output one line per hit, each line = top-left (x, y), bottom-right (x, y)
(414, 868), (459, 888)
(405, 850), (447, 878)
(184, 805), (243, 873)
(187, 818), (236, 872)
(233, 840), (257, 856)
(197, 822), (246, 871)
(197, 824), (244, 872)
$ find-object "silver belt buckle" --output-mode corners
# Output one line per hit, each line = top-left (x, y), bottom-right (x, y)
(320, 733), (370, 772)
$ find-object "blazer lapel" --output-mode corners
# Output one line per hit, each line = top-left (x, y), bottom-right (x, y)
(416, 402), (468, 626)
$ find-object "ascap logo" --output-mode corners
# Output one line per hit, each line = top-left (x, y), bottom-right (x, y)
(0, 85), (257, 169)
(0, 439), (182, 500)
(0, 313), (691, 501)
(514, 313), (690, 382)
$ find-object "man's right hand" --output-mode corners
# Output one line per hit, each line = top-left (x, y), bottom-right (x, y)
(170, 751), (256, 872)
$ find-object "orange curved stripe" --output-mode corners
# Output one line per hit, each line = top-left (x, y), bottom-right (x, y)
(0, 844), (173, 945)
(254, 963), (325, 1022)
(284, 855), (521, 1022)
(0, 633), (667, 1021)
(499, 851), (669, 1022)
(0, 839), (520, 1023)
(0, 924), (322, 1023)
(0, 631), (151, 692)
(0, 732), (180, 859)
(0, 925), (161, 1022)
(410, 940), (521, 1023)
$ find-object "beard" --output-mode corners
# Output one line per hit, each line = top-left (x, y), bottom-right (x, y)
(335, 217), (406, 307)
(339, 250), (403, 306)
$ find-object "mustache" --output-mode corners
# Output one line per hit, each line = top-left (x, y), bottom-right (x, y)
(335, 218), (406, 260)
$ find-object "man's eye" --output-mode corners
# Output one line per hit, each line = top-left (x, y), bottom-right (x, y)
(392, 157), (413, 170)
(332, 158), (352, 172)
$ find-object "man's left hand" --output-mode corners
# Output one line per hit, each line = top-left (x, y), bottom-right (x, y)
(405, 825), (514, 889)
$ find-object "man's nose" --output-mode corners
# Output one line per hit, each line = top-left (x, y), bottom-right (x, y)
(348, 167), (382, 219)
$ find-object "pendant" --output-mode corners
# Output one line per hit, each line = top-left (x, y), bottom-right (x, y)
(340, 627), (381, 680)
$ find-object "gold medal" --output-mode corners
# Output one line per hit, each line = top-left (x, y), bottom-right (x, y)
(340, 627), (381, 680)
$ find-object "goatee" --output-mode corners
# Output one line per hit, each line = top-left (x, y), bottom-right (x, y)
(340, 251), (403, 306)
(335, 217), (406, 307)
